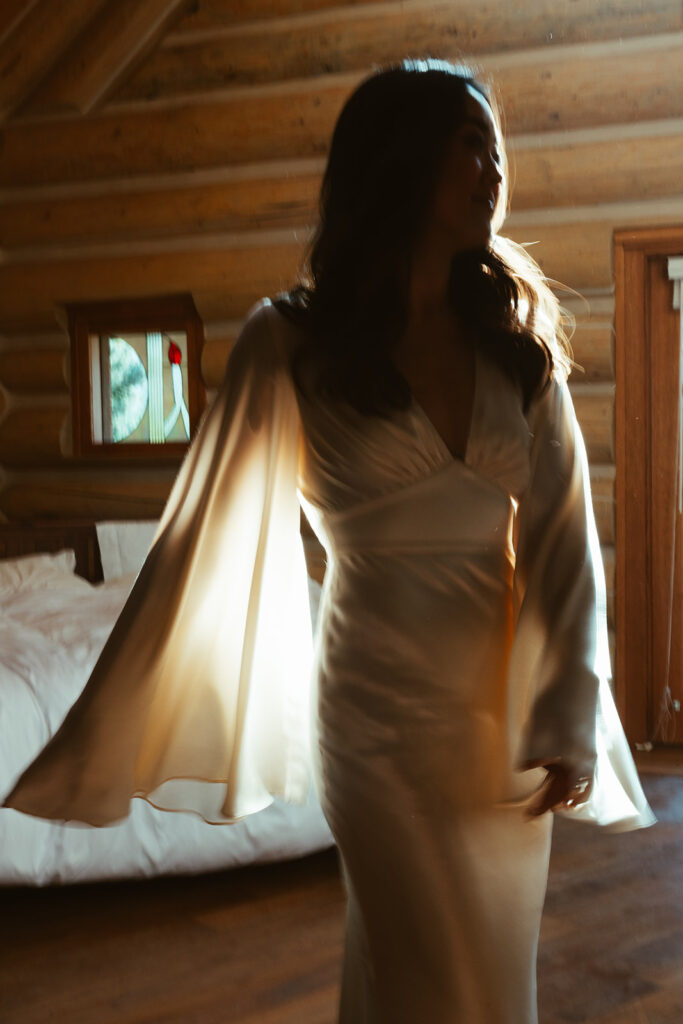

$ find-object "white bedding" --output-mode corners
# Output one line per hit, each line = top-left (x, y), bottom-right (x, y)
(0, 552), (332, 885)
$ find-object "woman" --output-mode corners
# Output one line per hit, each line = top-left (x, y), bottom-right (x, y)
(5, 60), (653, 1022)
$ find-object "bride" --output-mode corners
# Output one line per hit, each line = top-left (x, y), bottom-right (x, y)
(5, 60), (653, 1023)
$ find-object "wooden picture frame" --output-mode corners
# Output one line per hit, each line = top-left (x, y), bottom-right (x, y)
(68, 294), (205, 463)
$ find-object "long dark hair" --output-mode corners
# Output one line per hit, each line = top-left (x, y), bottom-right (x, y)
(276, 59), (571, 414)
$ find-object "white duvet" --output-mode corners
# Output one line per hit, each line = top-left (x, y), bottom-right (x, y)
(0, 556), (332, 886)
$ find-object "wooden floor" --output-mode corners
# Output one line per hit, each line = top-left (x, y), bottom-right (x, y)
(1, 774), (681, 1024)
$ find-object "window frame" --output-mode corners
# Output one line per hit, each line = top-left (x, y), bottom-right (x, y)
(69, 294), (205, 463)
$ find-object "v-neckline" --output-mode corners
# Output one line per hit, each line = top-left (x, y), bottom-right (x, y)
(409, 346), (480, 465)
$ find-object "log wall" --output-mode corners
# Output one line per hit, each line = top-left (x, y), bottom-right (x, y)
(1, 0), (682, 626)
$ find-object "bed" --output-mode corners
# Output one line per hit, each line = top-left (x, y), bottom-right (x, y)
(0, 520), (333, 886)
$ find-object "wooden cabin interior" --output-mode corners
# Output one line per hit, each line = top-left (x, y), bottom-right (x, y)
(1, 1), (682, 1021)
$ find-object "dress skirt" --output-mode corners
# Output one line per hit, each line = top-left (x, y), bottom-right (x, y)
(310, 464), (554, 1023)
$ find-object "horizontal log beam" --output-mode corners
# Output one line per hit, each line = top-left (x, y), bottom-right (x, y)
(4, 128), (683, 251)
(589, 465), (615, 546)
(506, 219), (617, 291)
(192, 291), (254, 326)
(568, 326), (613, 383)
(0, 0), (107, 123)
(564, 293), (614, 323)
(23, 0), (191, 118)
(0, 241), (302, 331)
(507, 206), (681, 290)
(571, 386), (615, 463)
(176, 0), (682, 37)
(0, 202), (672, 332)
(3, 193), (677, 329)
(0, 407), (67, 464)
(4, 40), (683, 187)
(201, 335), (234, 389)
(7, 321), (606, 396)
(0, 83), (347, 187)
(0, 473), (175, 519)
(0, 349), (67, 392)
(489, 38), (683, 134)
(176, 0), (374, 31)
(123, 0), (683, 96)
(0, 222), (629, 331)
(511, 130), (683, 211)
(0, 171), (320, 249)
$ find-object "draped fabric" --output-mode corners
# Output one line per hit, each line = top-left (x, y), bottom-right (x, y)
(4, 302), (313, 825)
(5, 298), (653, 1023)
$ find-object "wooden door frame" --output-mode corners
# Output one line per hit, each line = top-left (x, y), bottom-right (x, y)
(614, 225), (683, 743)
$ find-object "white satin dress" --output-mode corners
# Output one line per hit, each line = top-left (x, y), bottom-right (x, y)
(5, 299), (654, 1024)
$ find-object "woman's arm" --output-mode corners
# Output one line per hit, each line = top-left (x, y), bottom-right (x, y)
(510, 373), (608, 813)
(3, 301), (314, 826)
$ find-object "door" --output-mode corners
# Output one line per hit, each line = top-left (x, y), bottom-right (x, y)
(614, 226), (683, 746)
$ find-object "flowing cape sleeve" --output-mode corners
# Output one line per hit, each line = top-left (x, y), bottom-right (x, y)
(508, 373), (655, 831)
(3, 300), (314, 826)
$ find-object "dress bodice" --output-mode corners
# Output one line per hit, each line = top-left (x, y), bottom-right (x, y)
(295, 345), (532, 521)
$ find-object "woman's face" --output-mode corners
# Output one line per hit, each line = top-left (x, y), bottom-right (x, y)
(426, 85), (504, 252)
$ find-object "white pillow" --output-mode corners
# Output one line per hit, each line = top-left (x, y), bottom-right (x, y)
(0, 549), (90, 600)
(95, 520), (159, 581)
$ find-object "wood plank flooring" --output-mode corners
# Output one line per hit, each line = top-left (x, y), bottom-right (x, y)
(1, 775), (681, 1024)
(538, 774), (683, 1024)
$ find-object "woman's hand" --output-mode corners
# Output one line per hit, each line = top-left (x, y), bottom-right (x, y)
(521, 759), (593, 818)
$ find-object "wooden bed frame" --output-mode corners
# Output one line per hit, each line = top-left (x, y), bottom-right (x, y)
(0, 521), (104, 583)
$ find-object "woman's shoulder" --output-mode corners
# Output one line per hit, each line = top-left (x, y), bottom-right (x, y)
(232, 298), (308, 377)
(520, 362), (576, 449)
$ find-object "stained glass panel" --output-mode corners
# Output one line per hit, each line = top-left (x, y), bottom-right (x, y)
(89, 331), (190, 444)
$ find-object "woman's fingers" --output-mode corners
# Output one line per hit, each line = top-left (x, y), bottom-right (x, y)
(523, 761), (593, 818)
(563, 773), (593, 808)
(525, 767), (565, 817)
